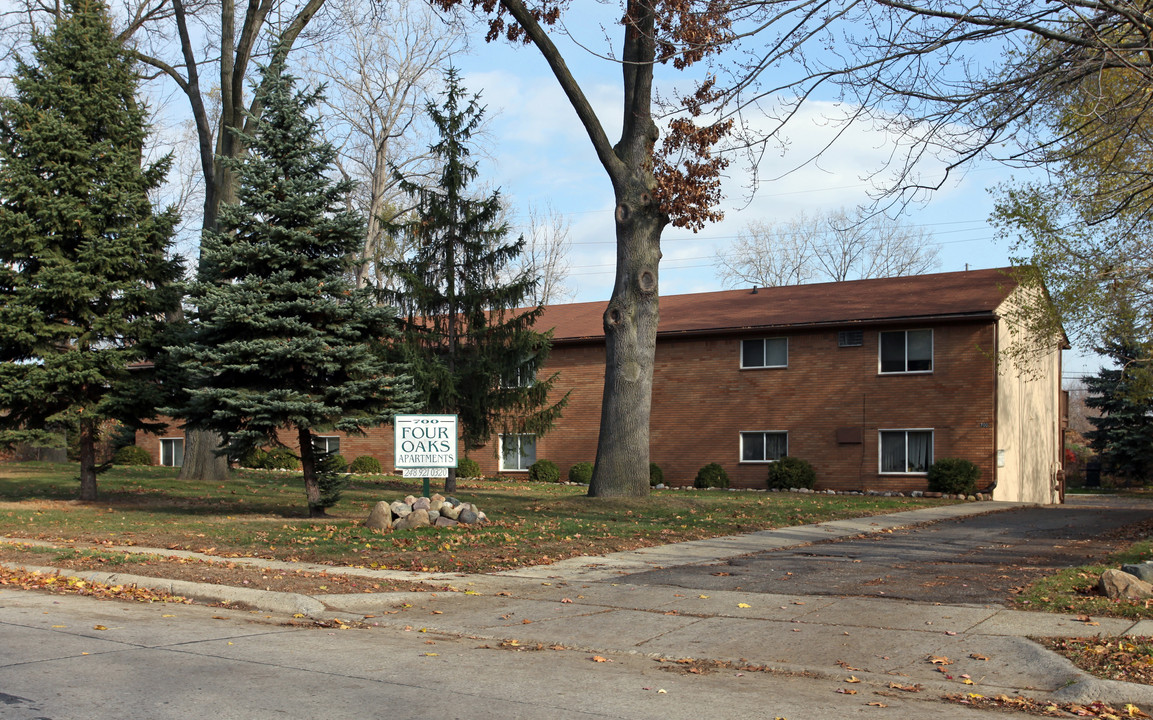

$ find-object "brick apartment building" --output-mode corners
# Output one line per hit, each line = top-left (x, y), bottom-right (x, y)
(139, 267), (1066, 504)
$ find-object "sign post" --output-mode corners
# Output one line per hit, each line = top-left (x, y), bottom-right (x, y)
(394, 415), (458, 497)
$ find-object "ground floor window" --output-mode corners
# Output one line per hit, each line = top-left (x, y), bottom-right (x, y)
(879, 429), (933, 473)
(500, 434), (536, 472)
(312, 436), (340, 455)
(740, 431), (788, 462)
(160, 438), (184, 467)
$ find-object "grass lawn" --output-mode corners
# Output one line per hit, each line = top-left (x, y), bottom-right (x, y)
(0, 461), (957, 573)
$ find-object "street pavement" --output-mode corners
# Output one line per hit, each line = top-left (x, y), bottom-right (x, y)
(2, 495), (1153, 719)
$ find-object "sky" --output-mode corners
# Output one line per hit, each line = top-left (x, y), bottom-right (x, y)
(440, 10), (1100, 379)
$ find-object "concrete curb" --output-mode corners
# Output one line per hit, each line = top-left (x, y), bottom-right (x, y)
(1, 562), (327, 616)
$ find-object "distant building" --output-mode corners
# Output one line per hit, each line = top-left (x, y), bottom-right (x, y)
(139, 267), (1066, 503)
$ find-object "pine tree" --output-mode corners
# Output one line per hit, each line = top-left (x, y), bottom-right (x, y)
(384, 69), (567, 494)
(177, 54), (416, 517)
(1085, 310), (1153, 486)
(0, 0), (183, 501)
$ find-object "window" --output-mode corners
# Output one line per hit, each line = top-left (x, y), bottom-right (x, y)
(500, 434), (536, 471)
(741, 338), (787, 368)
(313, 436), (340, 455)
(838, 330), (863, 347)
(879, 430), (933, 473)
(160, 438), (184, 467)
(879, 329), (932, 373)
(500, 362), (536, 388)
(741, 431), (787, 463)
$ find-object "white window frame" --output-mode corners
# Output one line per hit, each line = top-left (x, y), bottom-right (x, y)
(312, 436), (340, 455)
(499, 434), (536, 472)
(739, 431), (788, 463)
(878, 429), (934, 475)
(500, 362), (536, 389)
(878, 329), (933, 374)
(740, 337), (788, 369)
(159, 437), (184, 467)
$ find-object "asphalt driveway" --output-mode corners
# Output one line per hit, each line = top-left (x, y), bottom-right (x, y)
(618, 494), (1153, 604)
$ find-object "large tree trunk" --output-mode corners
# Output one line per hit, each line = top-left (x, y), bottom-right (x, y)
(178, 429), (229, 482)
(299, 427), (325, 517)
(443, 466), (457, 495)
(588, 188), (663, 497)
(78, 417), (98, 501)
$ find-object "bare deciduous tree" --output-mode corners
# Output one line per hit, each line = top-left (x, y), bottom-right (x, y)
(303, 0), (464, 289)
(716, 208), (939, 288)
(513, 204), (574, 306)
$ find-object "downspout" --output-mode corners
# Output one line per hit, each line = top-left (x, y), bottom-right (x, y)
(987, 319), (999, 497)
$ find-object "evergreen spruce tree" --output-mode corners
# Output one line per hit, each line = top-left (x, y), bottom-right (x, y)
(177, 55), (416, 517)
(1085, 310), (1153, 486)
(384, 69), (567, 494)
(0, 0), (182, 501)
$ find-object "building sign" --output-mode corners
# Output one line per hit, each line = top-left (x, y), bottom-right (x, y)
(401, 467), (449, 478)
(394, 414), (458, 468)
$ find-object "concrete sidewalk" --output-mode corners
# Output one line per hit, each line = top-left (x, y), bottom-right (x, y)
(4, 500), (1152, 709)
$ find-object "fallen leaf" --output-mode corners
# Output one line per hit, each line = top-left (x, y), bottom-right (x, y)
(888, 682), (922, 692)
(591, 656), (609, 663)
(944, 631), (958, 636)
(846, 676), (861, 683)
(698, 595), (709, 599)
(422, 652), (438, 657)
(867, 702), (888, 707)
(737, 603), (751, 608)
(561, 598), (573, 604)
(969, 653), (989, 661)
(836, 688), (858, 695)
(929, 656), (954, 665)
(93, 625), (106, 631)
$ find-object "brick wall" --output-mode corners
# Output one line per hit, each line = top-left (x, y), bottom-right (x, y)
(137, 320), (999, 492)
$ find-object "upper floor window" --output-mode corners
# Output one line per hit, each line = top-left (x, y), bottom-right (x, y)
(740, 431), (787, 463)
(879, 329), (932, 373)
(741, 337), (787, 369)
(500, 362), (536, 389)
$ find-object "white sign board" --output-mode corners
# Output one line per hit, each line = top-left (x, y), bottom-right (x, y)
(394, 414), (458, 468)
(401, 467), (449, 478)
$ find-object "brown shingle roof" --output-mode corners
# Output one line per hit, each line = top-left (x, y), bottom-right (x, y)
(539, 267), (1019, 342)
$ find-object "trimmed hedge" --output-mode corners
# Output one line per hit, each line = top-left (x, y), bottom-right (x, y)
(348, 455), (382, 474)
(694, 462), (729, 489)
(649, 462), (664, 486)
(529, 459), (561, 483)
(767, 456), (816, 490)
(241, 447), (301, 470)
(457, 457), (482, 479)
(928, 457), (981, 495)
(112, 445), (151, 466)
(568, 461), (593, 484)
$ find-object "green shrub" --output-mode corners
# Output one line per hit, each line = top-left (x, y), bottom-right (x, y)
(529, 459), (561, 483)
(456, 457), (482, 479)
(242, 446), (300, 470)
(649, 462), (664, 486)
(112, 445), (151, 466)
(766, 456), (816, 489)
(348, 455), (382, 474)
(694, 462), (729, 489)
(319, 453), (346, 473)
(568, 461), (594, 484)
(927, 457), (981, 495)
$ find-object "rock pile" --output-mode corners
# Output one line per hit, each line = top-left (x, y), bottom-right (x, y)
(1099, 562), (1153, 600)
(364, 494), (488, 531)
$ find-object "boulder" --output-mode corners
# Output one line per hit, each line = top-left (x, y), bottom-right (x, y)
(365, 501), (392, 530)
(434, 517), (460, 528)
(394, 508), (430, 530)
(440, 504), (461, 520)
(412, 496), (431, 511)
(1122, 562), (1153, 583)
(1099, 568), (1153, 600)
(458, 507), (479, 524)
(390, 500), (412, 518)
(428, 498), (445, 513)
